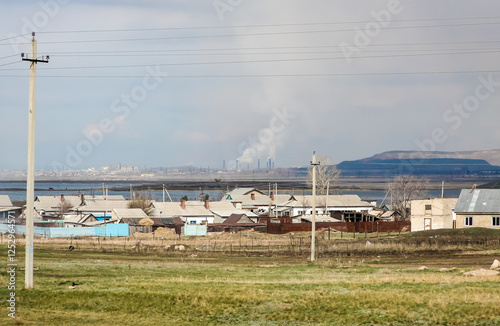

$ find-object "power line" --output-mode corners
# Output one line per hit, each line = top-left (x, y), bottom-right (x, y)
(31, 46), (500, 58)
(34, 15), (500, 34)
(0, 61), (21, 67)
(0, 48), (497, 72)
(3, 21), (500, 46)
(32, 39), (500, 57)
(1, 69), (500, 78)
(0, 53), (21, 60)
(0, 33), (30, 43)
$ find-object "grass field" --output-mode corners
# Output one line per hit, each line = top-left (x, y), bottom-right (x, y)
(1, 229), (500, 325)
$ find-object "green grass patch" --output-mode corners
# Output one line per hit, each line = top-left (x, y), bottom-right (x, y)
(0, 244), (499, 325)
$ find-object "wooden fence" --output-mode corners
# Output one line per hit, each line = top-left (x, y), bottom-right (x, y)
(267, 221), (411, 234)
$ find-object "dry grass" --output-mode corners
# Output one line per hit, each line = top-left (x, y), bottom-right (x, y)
(0, 240), (499, 325)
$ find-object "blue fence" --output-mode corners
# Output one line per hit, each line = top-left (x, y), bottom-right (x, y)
(0, 223), (129, 238)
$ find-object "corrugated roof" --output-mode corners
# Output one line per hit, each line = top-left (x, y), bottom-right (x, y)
(223, 194), (292, 206)
(455, 189), (500, 213)
(223, 213), (255, 225)
(64, 214), (96, 225)
(76, 199), (131, 212)
(34, 195), (82, 211)
(208, 201), (238, 211)
(226, 187), (265, 196)
(112, 208), (148, 219)
(211, 209), (258, 218)
(151, 201), (213, 217)
(34, 195), (126, 212)
(0, 195), (13, 207)
(286, 195), (374, 208)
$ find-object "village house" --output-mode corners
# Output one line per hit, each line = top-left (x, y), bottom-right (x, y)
(34, 194), (128, 220)
(0, 195), (21, 220)
(34, 195), (128, 219)
(207, 200), (258, 223)
(454, 189), (500, 229)
(410, 198), (458, 231)
(151, 199), (214, 225)
(63, 213), (98, 227)
(222, 191), (292, 215)
(280, 194), (375, 217)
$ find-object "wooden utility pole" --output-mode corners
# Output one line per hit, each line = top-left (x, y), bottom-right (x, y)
(22, 32), (49, 289)
(311, 152), (320, 262)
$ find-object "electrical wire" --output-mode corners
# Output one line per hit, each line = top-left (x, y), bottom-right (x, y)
(31, 46), (500, 58)
(0, 48), (498, 72)
(1, 69), (500, 78)
(0, 61), (21, 67)
(33, 39), (500, 57)
(2, 21), (500, 46)
(34, 15), (500, 34)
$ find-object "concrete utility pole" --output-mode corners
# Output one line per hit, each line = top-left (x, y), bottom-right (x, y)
(22, 32), (49, 289)
(311, 152), (320, 262)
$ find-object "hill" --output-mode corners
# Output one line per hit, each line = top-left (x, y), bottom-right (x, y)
(366, 149), (500, 166)
(338, 150), (500, 178)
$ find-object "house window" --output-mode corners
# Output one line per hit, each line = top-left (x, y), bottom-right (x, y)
(465, 216), (473, 226)
(493, 217), (500, 226)
(425, 204), (432, 213)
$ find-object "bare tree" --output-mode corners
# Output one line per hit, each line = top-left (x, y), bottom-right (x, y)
(57, 200), (73, 218)
(388, 175), (429, 221)
(307, 155), (341, 195)
(128, 194), (154, 216)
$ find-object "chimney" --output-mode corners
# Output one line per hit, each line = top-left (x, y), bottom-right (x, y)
(61, 194), (65, 202)
(204, 200), (210, 210)
(233, 201), (242, 210)
(251, 193), (255, 201)
(270, 192), (274, 201)
(180, 199), (186, 209)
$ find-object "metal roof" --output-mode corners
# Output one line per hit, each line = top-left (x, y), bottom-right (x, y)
(0, 195), (13, 207)
(455, 189), (500, 213)
(112, 208), (148, 219)
(226, 187), (265, 196)
(151, 202), (213, 217)
(286, 195), (374, 208)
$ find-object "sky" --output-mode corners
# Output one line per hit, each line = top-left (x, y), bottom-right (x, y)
(1, 0), (500, 171)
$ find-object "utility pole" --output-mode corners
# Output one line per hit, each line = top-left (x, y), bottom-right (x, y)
(311, 152), (320, 262)
(22, 32), (49, 289)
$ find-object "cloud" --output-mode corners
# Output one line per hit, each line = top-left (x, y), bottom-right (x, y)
(1, 0), (500, 169)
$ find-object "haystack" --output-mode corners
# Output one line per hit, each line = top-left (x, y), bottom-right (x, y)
(139, 218), (154, 226)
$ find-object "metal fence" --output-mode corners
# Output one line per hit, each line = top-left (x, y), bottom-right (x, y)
(0, 223), (129, 238)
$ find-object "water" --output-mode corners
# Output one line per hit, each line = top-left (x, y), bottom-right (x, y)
(0, 181), (462, 204)
(0, 182), (224, 202)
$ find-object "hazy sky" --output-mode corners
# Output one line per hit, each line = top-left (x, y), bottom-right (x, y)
(1, 0), (500, 170)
